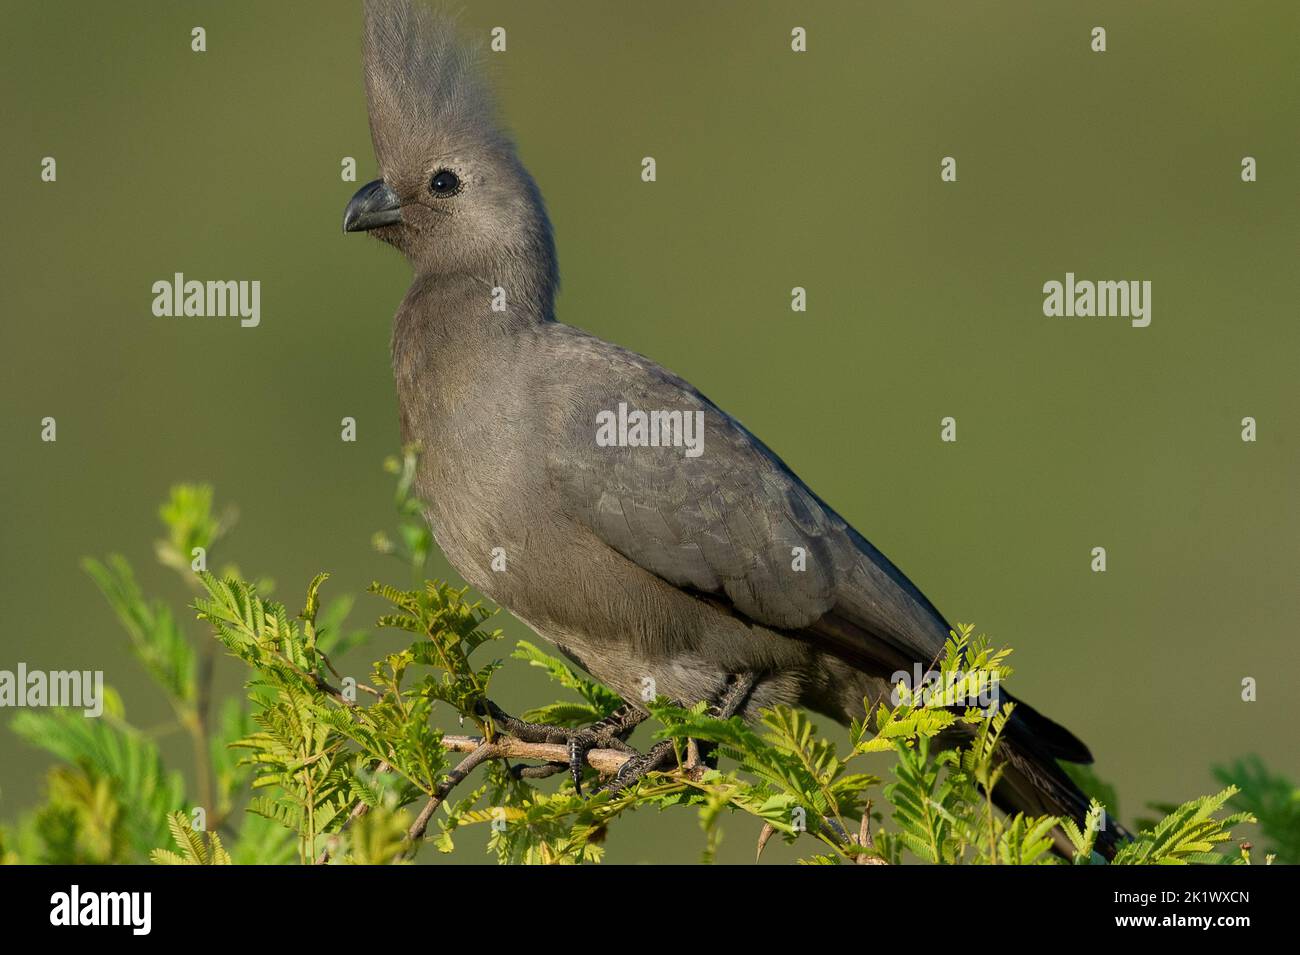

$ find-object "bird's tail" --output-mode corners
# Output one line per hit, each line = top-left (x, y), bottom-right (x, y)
(989, 703), (1132, 860)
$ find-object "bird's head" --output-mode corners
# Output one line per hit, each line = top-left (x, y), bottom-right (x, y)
(344, 0), (555, 297)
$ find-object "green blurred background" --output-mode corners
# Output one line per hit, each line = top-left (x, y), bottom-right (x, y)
(1, 1), (1296, 863)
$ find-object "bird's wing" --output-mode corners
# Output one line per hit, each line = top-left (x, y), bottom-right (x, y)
(542, 335), (954, 675)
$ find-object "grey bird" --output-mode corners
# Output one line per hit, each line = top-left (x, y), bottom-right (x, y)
(344, 0), (1123, 856)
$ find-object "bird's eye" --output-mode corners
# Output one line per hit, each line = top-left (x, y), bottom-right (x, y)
(429, 170), (461, 197)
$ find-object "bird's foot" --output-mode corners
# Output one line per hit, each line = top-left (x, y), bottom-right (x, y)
(595, 672), (760, 795)
(562, 723), (640, 795)
(474, 700), (646, 793)
(691, 671), (760, 768)
(594, 739), (678, 795)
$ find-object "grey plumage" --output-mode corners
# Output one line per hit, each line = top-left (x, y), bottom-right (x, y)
(346, 0), (1121, 855)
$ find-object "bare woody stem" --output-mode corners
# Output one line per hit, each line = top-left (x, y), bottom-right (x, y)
(403, 742), (497, 851)
(440, 735), (634, 774)
(317, 736), (637, 863)
(401, 737), (639, 854)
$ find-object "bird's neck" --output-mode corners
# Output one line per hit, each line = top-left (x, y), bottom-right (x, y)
(389, 267), (550, 437)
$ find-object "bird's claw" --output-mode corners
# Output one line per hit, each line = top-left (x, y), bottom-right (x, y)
(566, 730), (635, 794)
(594, 739), (677, 796)
(474, 699), (643, 793)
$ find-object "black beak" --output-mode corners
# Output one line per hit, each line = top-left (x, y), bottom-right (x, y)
(343, 179), (403, 233)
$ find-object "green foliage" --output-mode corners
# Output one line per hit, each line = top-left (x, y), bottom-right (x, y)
(340, 800), (414, 865)
(1063, 762), (1122, 821)
(1215, 756), (1299, 864)
(366, 579), (503, 727)
(10, 697), (185, 858)
(1111, 788), (1252, 865)
(371, 444), (434, 583)
(649, 701), (872, 856)
(193, 571), (459, 862)
(513, 640), (622, 726)
(0, 465), (1276, 866)
(1059, 800), (1109, 864)
(30, 765), (131, 864)
(82, 556), (196, 707)
(151, 811), (231, 865)
(154, 483), (230, 577)
(195, 577), (356, 837)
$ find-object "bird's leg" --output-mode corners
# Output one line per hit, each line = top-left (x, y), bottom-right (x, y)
(712, 672), (758, 720)
(473, 699), (645, 791)
(596, 672), (758, 795)
(473, 698), (572, 743)
(691, 672), (758, 771)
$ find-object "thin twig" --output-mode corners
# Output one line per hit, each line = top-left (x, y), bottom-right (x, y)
(855, 799), (888, 865)
(317, 648), (380, 698)
(403, 742), (499, 852)
(315, 760), (393, 864)
(756, 823), (776, 862)
(191, 643), (215, 818)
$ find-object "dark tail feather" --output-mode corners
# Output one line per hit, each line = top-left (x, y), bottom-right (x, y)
(993, 734), (1131, 860)
(1001, 690), (1093, 764)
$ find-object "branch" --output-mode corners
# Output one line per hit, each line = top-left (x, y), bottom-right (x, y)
(399, 735), (640, 853)
(855, 799), (888, 865)
(319, 733), (639, 863)
(441, 734), (635, 774)
(403, 742), (498, 853)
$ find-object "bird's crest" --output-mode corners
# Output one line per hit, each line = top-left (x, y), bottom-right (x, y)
(362, 0), (503, 169)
